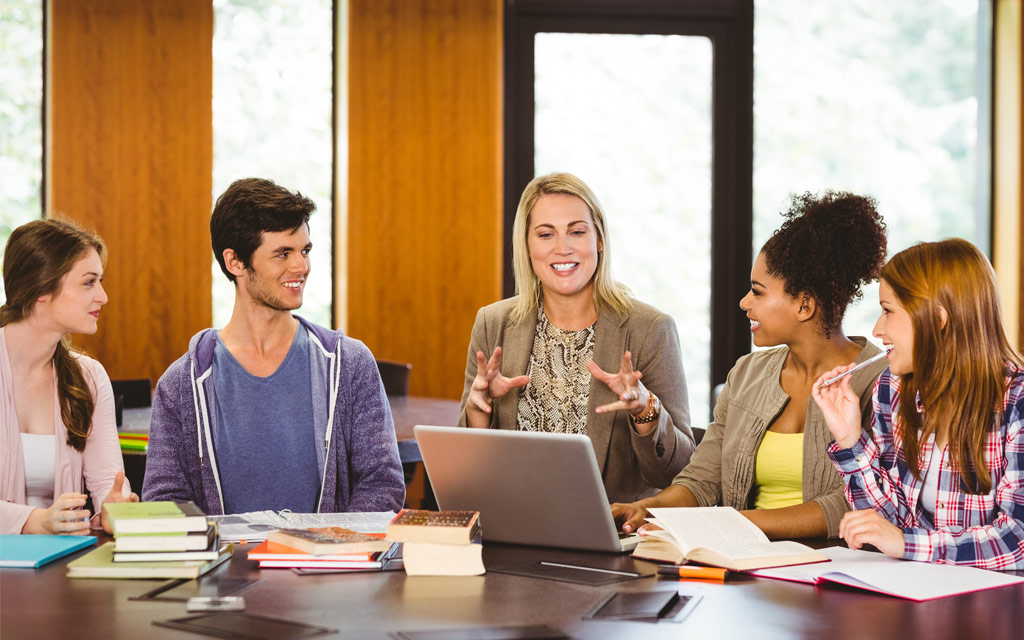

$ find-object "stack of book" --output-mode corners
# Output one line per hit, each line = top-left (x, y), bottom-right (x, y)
(247, 527), (397, 571)
(386, 509), (484, 576)
(67, 501), (231, 579)
(117, 432), (148, 453)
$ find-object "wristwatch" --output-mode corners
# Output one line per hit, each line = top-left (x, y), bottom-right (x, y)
(631, 392), (661, 424)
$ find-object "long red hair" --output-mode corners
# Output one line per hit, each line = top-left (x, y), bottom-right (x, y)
(880, 238), (1022, 494)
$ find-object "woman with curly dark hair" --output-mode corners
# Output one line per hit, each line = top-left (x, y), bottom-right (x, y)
(612, 191), (888, 539)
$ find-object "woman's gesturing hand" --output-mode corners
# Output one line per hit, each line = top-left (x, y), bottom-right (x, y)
(589, 351), (647, 415)
(465, 347), (530, 428)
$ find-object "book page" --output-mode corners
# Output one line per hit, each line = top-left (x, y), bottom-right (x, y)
(691, 540), (815, 561)
(751, 546), (1024, 600)
(648, 507), (769, 553)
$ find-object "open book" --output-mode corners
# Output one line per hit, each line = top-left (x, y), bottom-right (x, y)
(210, 511), (396, 543)
(749, 546), (1024, 601)
(635, 507), (827, 571)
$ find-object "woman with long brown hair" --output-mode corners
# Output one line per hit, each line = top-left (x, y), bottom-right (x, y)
(813, 238), (1024, 569)
(1, 219), (138, 535)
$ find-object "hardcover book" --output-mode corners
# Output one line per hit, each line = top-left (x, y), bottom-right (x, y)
(387, 509), (481, 545)
(266, 527), (390, 556)
(67, 542), (231, 579)
(104, 501), (209, 535)
(402, 540), (484, 576)
(0, 535), (96, 568)
(113, 523), (217, 552)
(633, 507), (827, 572)
(247, 539), (378, 562)
(113, 545), (228, 563)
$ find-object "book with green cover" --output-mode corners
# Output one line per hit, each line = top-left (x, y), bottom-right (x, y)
(0, 535), (97, 568)
(66, 542), (232, 579)
(114, 523), (217, 552)
(104, 501), (208, 535)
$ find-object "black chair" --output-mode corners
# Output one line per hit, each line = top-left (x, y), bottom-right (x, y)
(111, 378), (152, 427)
(376, 360), (412, 396)
(111, 378), (151, 497)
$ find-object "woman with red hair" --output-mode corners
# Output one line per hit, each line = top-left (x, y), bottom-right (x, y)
(813, 238), (1024, 569)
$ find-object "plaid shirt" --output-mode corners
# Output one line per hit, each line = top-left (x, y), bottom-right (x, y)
(828, 367), (1024, 570)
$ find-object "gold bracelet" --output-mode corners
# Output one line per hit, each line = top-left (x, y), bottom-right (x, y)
(632, 392), (661, 424)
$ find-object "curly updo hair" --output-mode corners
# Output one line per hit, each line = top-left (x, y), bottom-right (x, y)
(761, 191), (887, 338)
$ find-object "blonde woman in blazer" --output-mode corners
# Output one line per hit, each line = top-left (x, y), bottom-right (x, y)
(458, 173), (695, 503)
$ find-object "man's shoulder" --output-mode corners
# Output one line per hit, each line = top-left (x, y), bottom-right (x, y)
(294, 315), (377, 369)
(157, 329), (217, 387)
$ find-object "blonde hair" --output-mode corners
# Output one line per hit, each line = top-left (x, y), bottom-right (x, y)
(1, 218), (107, 451)
(881, 238), (1022, 494)
(510, 172), (631, 323)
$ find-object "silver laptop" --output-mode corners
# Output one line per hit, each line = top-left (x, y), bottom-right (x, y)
(414, 425), (639, 553)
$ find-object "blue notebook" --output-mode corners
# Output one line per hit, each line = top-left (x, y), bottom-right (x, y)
(0, 535), (97, 568)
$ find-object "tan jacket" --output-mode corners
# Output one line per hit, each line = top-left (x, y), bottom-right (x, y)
(672, 337), (885, 538)
(458, 297), (695, 503)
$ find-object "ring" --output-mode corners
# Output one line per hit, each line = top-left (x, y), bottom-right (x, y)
(629, 390), (639, 401)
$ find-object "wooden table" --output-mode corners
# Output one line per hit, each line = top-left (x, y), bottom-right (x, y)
(3, 540), (1022, 639)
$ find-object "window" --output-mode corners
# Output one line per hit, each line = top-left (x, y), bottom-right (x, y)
(534, 32), (715, 420)
(212, 0), (334, 327)
(0, 0), (44, 299)
(754, 0), (992, 341)
(506, 1), (754, 422)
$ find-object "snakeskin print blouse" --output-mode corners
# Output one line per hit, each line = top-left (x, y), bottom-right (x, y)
(516, 306), (596, 435)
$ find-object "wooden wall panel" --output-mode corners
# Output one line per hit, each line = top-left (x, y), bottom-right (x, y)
(993, 0), (1023, 350)
(347, 0), (503, 399)
(47, 0), (213, 384)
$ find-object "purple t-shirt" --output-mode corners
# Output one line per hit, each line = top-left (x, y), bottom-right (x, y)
(212, 328), (319, 514)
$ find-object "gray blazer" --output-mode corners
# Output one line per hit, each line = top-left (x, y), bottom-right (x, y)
(458, 297), (695, 503)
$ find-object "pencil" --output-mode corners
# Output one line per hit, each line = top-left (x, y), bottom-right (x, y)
(817, 350), (889, 388)
(657, 565), (729, 581)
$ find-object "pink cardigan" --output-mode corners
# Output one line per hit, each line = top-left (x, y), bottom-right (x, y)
(1, 327), (129, 534)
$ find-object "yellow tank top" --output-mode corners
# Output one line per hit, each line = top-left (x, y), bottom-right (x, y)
(753, 430), (804, 510)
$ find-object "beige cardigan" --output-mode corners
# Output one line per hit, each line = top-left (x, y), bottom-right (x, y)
(672, 337), (886, 538)
(458, 297), (695, 503)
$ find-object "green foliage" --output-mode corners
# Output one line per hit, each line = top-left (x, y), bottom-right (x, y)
(0, 0), (44, 294)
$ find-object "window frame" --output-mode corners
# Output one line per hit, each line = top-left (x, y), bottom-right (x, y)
(504, 0), (755, 405)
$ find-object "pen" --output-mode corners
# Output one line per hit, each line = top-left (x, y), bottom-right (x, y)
(657, 565), (729, 581)
(538, 561), (640, 577)
(817, 350), (889, 388)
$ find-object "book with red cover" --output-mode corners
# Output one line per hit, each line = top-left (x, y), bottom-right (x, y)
(247, 539), (398, 570)
(247, 539), (376, 562)
(266, 527), (390, 555)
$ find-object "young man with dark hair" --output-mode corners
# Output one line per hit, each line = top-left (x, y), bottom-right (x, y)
(143, 178), (404, 514)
